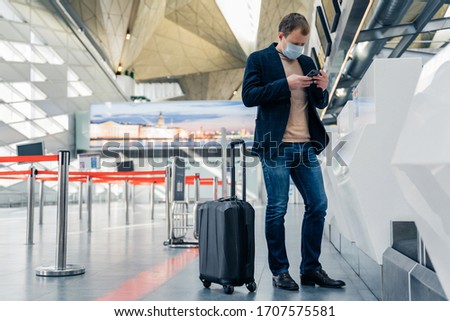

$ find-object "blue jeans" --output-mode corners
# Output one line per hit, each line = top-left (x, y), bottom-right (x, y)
(261, 142), (327, 275)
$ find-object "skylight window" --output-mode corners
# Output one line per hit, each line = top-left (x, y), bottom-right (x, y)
(67, 68), (79, 81)
(0, 146), (14, 157)
(0, 104), (26, 123)
(34, 118), (65, 135)
(215, 0), (261, 55)
(10, 42), (47, 64)
(10, 82), (47, 100)
(30, 66), (47, 82)
(0, 83), (25, 103)
(9, 101), (47, 119)
(0, 0), (25, 23)
(10, 121), (47, 139)
(52, 114), (69, 130)
(68, 81), (92, 97)
(34, 45), (64, 65)
(30, 31), (45, 45)
(0, 40), (26, 62)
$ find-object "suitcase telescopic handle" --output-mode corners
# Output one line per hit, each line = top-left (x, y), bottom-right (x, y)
(230, 139), (246, 202)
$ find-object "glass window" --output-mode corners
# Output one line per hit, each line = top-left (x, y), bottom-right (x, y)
(70, 81), (93, 96)
(0, 146), (15, 156)
(9, 121), (46, 139)
(34, 45), (64, 65)
(9, 101), (47, 119)
(0, 0), (24, 22)
(0, 83), (25, 103)
(52, 114), (69, 130)
(34, 118), (64, 134)
(0, 104), (26, 123)
(10, 42), (47, 64)
(30, 65), (47, 82)
(0, 40), (26, 62)
(10, 82), (47, 100)
(67, 68), (79, 81)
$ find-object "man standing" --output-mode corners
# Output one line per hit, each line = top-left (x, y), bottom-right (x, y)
(242, 12), (345, 290)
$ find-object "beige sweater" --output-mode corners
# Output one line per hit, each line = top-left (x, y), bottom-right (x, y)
(279, 53), (311, 143)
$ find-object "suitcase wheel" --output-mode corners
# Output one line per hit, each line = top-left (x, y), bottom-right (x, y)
(202, 280), (211, 288)
(223, 285), (234, 294)
(246, 282), (257, 292)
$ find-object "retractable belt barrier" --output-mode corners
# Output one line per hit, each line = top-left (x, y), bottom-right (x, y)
(1, 154), (225, 266)
(0, 152), (85, 277)
(30, 169), (167, 228)
(0, 155), (59, 246)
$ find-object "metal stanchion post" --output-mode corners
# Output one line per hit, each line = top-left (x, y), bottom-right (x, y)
(165, 166), (171, 242)
(36, 150), (85, 276)
(78, 181), (83, 219)
(150, 182), (155, 220)
(132, 184), (135, 211)
(87, 177), (92, 232)
(107, 183), (111, 216)
(125, 180), (129, 224)
(186, 184), (190, 204)
(39, 180), (45, 225)
(26, 166), (37, 245)
(194, 173), (200, 203)
(213, 176), (218, 200)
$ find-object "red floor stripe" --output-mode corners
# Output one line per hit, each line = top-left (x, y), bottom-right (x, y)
(96, 248), (199, 301)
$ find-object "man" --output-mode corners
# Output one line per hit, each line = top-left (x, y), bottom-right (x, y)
(242, 12), (345, 291)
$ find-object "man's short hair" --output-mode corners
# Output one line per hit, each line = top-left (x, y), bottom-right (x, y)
(278, 12), (310, 36)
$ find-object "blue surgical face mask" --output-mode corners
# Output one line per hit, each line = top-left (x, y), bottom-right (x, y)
(282, 41), (303, 60)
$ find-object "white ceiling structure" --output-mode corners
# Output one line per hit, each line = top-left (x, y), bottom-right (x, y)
(65, 0), (312, 100)
(0, 0), (125, 185)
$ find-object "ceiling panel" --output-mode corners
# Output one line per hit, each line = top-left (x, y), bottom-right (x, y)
(0, 62), (30, 82)
(33, 100), (64, 116)
(133, 18), (244, 80)
(33, 64), (67, 81)
(0, 124), (28, 143)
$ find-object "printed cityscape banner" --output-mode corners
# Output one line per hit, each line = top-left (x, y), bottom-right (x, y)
(90, 100), (256, 149)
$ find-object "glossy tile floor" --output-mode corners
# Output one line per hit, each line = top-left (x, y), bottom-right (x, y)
(0, 201), (377, 301)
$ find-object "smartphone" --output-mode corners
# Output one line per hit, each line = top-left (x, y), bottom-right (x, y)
(306, 69), (320, 77)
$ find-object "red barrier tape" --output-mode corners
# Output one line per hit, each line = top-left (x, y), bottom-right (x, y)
(70, 170), (166, 177)
(0, 155), (58, 163)
(0, 170), (32, 176)
(0, 167), (224, 186)
(0, 176), (28, 180)
(93, 177), (165, 184)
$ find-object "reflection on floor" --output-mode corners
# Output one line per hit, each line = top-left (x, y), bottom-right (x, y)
(0, 202), (377, 301)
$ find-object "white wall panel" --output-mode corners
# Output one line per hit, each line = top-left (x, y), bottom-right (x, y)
(392, 45), (450, 298)
(324, 58), (423, 263)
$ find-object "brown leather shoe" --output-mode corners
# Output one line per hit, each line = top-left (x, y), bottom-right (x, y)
(272, 272), (299, 291)
(301, 269), (346, 288)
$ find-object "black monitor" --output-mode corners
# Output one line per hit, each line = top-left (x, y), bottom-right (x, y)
(17, 142), (44, 156)
(315, 6), (332, 57)
(322, 0), (341, 33)
(116, 160), (134, 172)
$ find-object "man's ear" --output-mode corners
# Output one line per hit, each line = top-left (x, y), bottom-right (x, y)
(278, 32), (284, 41)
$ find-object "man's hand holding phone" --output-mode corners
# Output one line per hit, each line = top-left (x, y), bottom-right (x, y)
(287, 69), (329, 91)
(287, 74), (315, 90)
(307, 69), (328, 90)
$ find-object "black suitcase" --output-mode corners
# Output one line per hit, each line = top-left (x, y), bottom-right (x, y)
(197, 139), (256, 294)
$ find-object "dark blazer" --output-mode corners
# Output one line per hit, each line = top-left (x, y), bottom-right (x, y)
(242, 43), (330, 158)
